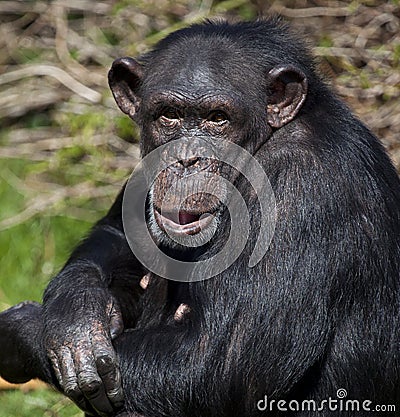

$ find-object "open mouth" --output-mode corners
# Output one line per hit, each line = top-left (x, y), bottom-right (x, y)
(154, 208), (215, 236)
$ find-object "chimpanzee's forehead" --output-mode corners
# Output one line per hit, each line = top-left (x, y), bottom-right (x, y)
(144, 63), (228, 96)
(141, 36), (263, 98)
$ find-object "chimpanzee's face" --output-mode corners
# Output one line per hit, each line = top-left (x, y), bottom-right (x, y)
(108, 37), (307, 248)
(137, 67), (254, 247)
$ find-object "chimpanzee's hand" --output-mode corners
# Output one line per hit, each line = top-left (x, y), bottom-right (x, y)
(43, 287), (124, 417)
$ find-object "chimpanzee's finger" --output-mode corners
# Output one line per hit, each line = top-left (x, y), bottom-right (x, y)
(73, 338), (114, 416)
(94, 346), (124, 409)
(56, 346), (88, 411)
(80, 373), (113, 417)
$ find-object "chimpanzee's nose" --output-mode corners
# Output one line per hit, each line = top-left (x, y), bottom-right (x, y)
(169, 157), (211, 175)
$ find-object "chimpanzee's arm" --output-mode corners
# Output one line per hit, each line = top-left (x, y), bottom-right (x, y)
(42, 185), (146, 416)
(0, 302), (52, 385)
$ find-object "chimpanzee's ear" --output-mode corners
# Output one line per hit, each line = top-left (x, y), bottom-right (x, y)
(266, 65), (308, 128)
(108, 57), (144, 119)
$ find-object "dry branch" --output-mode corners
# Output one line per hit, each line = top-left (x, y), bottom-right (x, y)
(271, 5), (354, 18)
(0, 183), (119, 231)
(0, 1), (111, 14)
(0, 65), (102, 102)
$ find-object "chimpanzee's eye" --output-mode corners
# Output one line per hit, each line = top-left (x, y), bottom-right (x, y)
(160, 108), (180, 120)
(207, 111), (229, 124)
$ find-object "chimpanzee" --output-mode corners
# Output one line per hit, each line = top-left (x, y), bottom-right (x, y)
(1, 18), (400, 417)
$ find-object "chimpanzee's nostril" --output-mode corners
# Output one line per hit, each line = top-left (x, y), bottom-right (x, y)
(168, 156), (211, 175)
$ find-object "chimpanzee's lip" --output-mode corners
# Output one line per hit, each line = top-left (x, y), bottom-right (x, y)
(154, 208), (215, 236)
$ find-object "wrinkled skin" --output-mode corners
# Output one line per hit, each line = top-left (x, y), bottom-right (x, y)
(44, 287), (124, 414)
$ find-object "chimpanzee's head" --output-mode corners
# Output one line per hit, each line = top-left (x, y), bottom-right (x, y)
(108, 20), (309, 249)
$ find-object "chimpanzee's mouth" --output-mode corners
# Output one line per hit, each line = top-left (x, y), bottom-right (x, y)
(154, 208), (215, 236)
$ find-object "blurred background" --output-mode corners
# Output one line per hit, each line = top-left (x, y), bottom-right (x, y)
(0, 0), (399, 415)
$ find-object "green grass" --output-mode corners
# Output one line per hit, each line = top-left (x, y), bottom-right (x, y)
(0, 388), (81, 417)
(0, 158), (94, 308)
